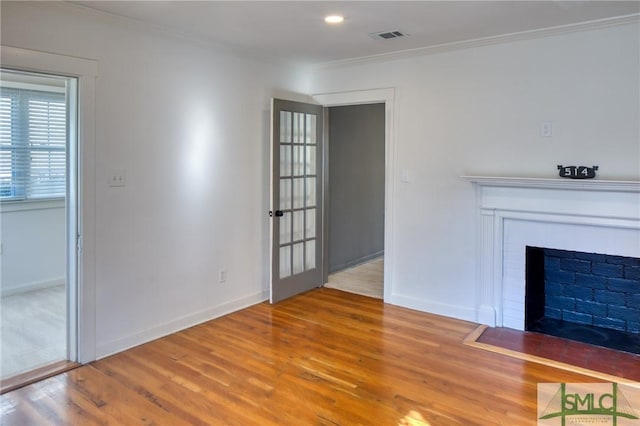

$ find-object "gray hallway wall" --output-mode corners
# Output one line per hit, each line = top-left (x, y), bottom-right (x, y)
(328, 103), (385, 273)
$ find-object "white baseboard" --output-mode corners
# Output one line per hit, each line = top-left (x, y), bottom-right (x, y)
(0, 277), (65, 297)
(388, 293), (478, 323)
(330, 250), (384, 274)
(96, 290), (269, 359)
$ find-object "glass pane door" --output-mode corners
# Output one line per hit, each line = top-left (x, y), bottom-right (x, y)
(271, 99), (323, 303)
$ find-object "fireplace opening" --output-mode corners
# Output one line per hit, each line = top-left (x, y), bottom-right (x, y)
(525, 247), (640, 355)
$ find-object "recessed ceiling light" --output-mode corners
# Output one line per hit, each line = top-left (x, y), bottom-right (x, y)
(325, 15), (344, 24)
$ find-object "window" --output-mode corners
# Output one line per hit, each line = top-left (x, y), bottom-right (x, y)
(0, 73), (67, 201)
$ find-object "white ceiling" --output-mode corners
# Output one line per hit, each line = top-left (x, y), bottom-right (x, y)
(71, 1), (640, 64)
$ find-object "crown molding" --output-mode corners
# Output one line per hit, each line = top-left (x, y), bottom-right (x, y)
(61, 1), (222, 50)
(316, 13), (640, 70)
(58, 1), (302, 68)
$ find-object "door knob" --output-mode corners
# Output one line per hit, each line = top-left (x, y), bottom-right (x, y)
(269, 210), (284, 217)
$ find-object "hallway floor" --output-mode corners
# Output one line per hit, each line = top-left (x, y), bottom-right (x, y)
(325, 257), (383, 299)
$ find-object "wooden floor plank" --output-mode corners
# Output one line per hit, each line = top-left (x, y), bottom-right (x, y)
(1, 287), (615, 426)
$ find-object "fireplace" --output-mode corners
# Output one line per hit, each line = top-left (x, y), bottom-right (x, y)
(524, 246), (640, 353)
(465, 176), (640, 334)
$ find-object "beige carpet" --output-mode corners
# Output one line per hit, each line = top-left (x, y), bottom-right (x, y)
(325, 257), (383, 299)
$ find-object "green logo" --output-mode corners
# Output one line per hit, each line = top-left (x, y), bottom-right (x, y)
(538, 383), (640, 426)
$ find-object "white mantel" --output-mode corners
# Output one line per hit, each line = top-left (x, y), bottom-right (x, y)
(464, 176), (640, 192)
(464, 176), (640, 329)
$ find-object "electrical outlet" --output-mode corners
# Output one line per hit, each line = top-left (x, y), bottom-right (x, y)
(541, 121), (553, 138)
(108, 170), (126, 187)
(219, 269), (227, 283)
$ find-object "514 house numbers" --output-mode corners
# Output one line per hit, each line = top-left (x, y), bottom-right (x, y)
(557, 165), (598, 179)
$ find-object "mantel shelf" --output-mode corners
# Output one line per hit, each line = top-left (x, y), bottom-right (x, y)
(462, 176), (640, 193)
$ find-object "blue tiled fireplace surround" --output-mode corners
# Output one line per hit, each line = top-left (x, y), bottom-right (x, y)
(525, 247), (640, 354)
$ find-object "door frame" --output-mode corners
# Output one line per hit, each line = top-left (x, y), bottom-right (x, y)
(313, 88), (395, 302)
(1, 46), (98, 363)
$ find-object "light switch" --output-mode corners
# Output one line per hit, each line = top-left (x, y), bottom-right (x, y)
(541, 121), (553, 138)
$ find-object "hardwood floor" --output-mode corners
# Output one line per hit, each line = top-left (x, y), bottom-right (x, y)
(0, 288), (609, 425)
(326, 257), (383, 299)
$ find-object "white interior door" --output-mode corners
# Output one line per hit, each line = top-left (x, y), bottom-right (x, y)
(270, 98), (323, 303)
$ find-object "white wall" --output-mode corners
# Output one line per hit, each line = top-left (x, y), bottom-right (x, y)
(1, 202), (66, 294)
(311, 23), (640, 321)
(1, 2), (312, 357)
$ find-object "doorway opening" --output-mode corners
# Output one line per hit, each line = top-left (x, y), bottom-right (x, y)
(270, 89), (394, 303)
(324, 103), (385, 299)
(314, 88), (395, 302)
(0, 68), (78, 387)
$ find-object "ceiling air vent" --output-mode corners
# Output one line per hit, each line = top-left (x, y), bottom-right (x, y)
(369, 30), (409, 41)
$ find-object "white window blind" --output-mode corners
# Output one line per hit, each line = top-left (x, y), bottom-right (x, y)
(0, 87), (66, 200)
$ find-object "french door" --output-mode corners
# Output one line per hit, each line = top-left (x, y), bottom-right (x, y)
(270, 99), (323, 303)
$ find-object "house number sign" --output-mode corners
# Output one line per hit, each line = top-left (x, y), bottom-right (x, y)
(557, 165), (598, 179)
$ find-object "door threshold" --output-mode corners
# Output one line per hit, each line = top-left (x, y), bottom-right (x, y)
(1, 360), (81, 395)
